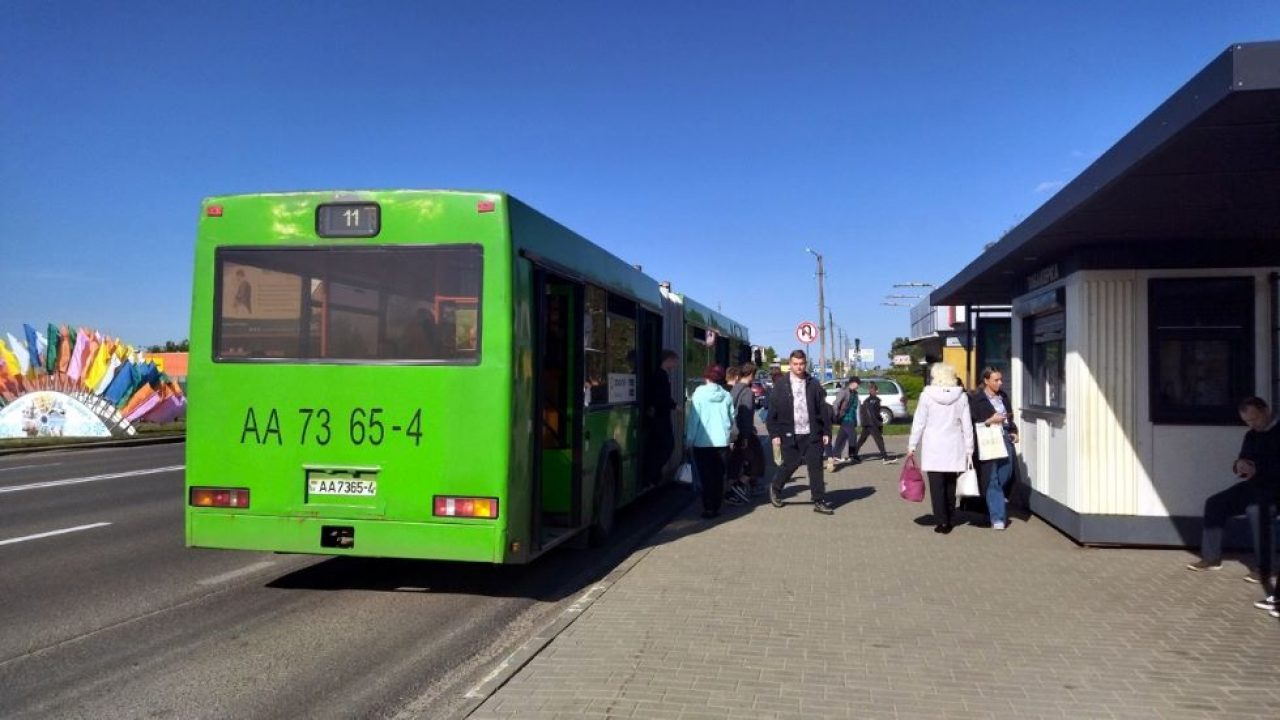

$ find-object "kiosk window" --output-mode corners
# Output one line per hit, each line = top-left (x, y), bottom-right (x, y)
(1024, 312), (1065, 409)
(1149, 278), (1254, 424)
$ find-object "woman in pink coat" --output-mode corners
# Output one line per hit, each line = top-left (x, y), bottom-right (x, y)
(907, 363), (975, 534)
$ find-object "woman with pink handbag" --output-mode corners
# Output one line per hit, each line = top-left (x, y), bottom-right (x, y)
(906, 363), (975, 534)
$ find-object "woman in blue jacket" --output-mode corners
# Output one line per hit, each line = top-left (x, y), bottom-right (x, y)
(686, 364), (736, 518)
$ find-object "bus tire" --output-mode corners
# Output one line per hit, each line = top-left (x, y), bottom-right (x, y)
(588, 457), (618, 547)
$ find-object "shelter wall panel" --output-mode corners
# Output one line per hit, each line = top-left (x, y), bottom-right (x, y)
(1074, 276), (1139, 515)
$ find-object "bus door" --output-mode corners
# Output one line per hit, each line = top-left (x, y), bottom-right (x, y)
(637, 308), (665, 486)
(532, 270), (583, 548)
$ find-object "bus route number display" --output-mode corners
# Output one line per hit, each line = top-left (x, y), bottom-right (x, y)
(316, 203), (380, 237)
(239, 406), (422, 446)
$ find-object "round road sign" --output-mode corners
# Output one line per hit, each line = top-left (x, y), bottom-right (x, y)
(795, 321), (818, 344)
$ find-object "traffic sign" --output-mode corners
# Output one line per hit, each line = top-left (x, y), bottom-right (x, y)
(795, 321), (818, 344)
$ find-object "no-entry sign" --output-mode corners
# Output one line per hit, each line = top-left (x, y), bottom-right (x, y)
(795, 321), (818, 344)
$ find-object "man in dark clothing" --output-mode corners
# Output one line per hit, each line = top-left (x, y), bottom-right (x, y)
(643, 350), (679, 487)
(1186, 397), (1279, 614)
(766, 349), (833, 515)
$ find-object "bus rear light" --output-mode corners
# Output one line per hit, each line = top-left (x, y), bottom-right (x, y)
(190, 487), (250, 508)
(476, 200), (495, 213)
(433, 496), (498, 519)
(207, 205), (223, 217)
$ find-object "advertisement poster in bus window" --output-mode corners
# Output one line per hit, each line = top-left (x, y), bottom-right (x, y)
(438, 299), (478, 355)
(220, 263), (302, 358)
(607, 373), (636, 403)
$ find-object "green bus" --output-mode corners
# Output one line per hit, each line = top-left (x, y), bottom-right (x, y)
(186, 190), (749, 563)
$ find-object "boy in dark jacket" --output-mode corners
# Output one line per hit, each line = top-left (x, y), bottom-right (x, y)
(854, 383), (895, 464)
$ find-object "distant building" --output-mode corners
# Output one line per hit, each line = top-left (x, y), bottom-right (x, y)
(907, 301), (1011, 389)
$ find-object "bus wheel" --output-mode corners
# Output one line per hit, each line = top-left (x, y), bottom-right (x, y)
(589, 460), (617, 547)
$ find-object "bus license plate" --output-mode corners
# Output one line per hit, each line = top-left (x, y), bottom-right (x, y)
(308, 479), (377, 497)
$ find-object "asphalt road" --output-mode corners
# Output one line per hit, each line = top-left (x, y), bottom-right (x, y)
(0, 443), (687, 719)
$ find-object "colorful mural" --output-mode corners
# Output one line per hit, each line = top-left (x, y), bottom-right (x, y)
(0, 323), (187, 439)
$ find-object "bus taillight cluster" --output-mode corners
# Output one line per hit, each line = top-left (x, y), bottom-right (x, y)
(433, 496), (498, 519)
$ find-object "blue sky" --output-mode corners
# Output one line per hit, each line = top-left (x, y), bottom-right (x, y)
(2, 1), (1277, 363)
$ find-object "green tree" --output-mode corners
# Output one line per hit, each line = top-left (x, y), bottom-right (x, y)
(147, 339), (190, 352)
(762, 346), (777, 365)
(890, 336), (924, 363)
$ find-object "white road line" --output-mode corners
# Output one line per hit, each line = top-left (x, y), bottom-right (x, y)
(0, 522), (112, 546)
(0, 463), (59, 473)
(0, 465), (184, 494)
(197, 561), (277, 586)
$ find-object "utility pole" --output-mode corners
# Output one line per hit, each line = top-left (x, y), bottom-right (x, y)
(805, 248), (826, 381)
(828, 308), (837, 378)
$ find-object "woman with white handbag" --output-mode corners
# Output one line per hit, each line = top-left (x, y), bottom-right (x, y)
(969, 367), (1019, 530)
(907, 363), (975, 534)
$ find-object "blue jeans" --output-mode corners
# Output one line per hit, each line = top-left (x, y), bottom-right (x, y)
(982, 436), (1017, 524)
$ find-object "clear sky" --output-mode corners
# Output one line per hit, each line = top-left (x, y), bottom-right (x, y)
(2, 1), (1277, 363)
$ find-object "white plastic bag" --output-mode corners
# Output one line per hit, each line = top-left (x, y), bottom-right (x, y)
(957, 459), (980, 498)
(675, 462), (694, 484)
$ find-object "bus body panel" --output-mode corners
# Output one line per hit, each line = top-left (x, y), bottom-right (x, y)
(187, 190), (514, 562)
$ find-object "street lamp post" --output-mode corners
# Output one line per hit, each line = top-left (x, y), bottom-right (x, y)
(805, 248), (826, 381)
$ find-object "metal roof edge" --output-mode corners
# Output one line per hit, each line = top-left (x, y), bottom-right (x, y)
(931, 41), (1272, 306)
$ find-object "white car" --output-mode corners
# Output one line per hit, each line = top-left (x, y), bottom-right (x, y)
(822, 377), (908, 425)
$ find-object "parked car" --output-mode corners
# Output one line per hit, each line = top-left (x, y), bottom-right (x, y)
(750, 380), (767, 407)
(822, 377), (908, 425)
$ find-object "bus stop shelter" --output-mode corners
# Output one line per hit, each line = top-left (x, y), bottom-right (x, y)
(931, 41), (1280, 546)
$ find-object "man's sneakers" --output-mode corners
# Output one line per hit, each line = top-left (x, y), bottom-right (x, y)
(1185, 560), (1223, 572)
(812, 500), (834, 515)
(768, 484), (783, 508)
(1254, 595), (1278, 618)
(882, 455), (899, 464)
(992, 521), (1007, 530)
(824, 458), (836, 472)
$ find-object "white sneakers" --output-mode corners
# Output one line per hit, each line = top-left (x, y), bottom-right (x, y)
(992, 521), (1007, 530)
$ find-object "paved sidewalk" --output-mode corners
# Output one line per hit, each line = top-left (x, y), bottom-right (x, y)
(472, 436), (1280, 720)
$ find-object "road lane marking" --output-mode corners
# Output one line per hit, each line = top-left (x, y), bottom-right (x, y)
(0, 465), (184, 494)
(0, 522), (112, 546)
(0, 463), (60, 474)
(196, 561), (277, 586)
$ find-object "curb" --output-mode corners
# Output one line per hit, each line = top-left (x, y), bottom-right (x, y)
(453, 489), (694, 719)
(0, 434), (186, 457)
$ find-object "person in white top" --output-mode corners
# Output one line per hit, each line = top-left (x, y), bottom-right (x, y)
(907, 363), (975, 534)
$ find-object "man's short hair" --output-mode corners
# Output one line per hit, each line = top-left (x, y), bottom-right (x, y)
(1238, 396), (1269, 413)
(846, 376), (860, 387)
(725, 366), (741, 382)
(789, 349), (807, 361)
(660, 349), (678, 362)
(739, 362), (757, 378)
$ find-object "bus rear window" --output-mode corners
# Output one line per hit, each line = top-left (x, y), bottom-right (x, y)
(215, 246), (483, 362)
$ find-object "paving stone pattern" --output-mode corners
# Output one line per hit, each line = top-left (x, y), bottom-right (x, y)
(472, 436), (1280, 720)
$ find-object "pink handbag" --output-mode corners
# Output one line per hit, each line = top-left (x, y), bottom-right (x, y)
(899, 456), (925, 502)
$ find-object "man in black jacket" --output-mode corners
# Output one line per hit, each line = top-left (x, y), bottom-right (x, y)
(766, 349), (834, 515)
(1186, 397), (1279, 615)
(642, 350), (679, 487)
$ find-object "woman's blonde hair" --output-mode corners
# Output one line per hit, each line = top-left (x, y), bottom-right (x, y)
(929, 362), (959, 387)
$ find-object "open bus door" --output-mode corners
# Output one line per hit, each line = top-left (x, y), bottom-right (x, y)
(531, 269), (584, 551)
